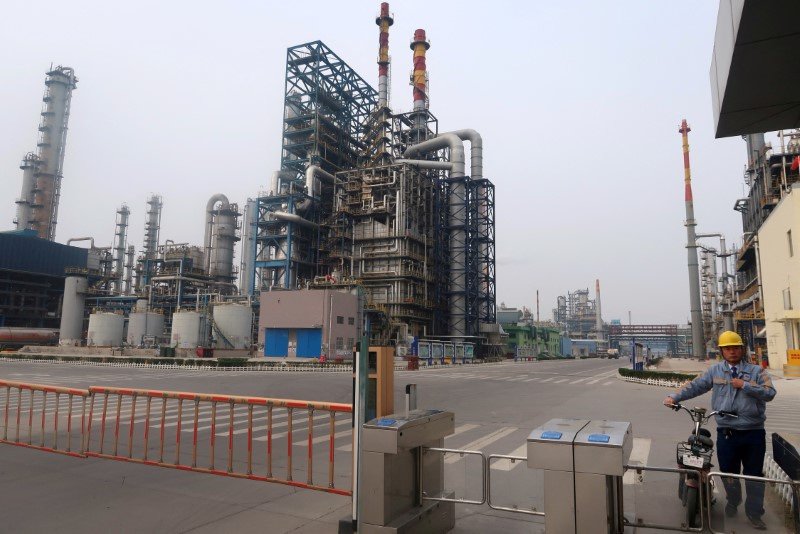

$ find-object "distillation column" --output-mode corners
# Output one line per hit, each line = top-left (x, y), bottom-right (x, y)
(143, 194), (162, 257)
(14, 153), (41, 230)
(205, 194), (240, 288)
(113, 204), (130, 295)
(29, 66), (78, 241)
(680, 120), (705, 359)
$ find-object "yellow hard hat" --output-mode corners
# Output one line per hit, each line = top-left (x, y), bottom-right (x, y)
(718, 331), (744, 348)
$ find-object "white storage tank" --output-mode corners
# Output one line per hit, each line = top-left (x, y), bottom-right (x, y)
(212, 303), (252, 349)
(170, 310), (206, 348)
(59, 276), (88, 346)
(127, 311), (165, 347)
(87, 312), (125, 347)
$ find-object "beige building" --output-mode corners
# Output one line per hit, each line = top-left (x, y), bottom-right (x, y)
(759, 183), (800, 369)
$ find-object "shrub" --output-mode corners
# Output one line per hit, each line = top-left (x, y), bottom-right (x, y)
(618, 367), (697, 382)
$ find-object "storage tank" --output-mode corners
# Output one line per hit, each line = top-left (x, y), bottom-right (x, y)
(212, 303), (252, 349)
(127, 311), (165, 347)
(170, 310), (207, 348)
(87, 312), (124, 347)
(59, 275), (88, 345)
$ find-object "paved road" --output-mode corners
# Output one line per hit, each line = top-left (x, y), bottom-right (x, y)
(0, 359), (796, 533)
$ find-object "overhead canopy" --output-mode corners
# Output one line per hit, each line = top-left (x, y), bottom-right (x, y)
(710, 0), (800, 138)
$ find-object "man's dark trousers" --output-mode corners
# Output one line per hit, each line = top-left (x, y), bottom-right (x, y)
(716, 428), (766, 518)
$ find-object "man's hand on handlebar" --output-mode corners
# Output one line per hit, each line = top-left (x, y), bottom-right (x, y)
(663, 396), (677, 407)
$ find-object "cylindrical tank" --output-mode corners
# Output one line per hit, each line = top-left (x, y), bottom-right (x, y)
(212, 303), (252, 349)
(87, 312), (124, 347)
(59, 276), (88, 346)
(127, 312), (165, 347)
(0, 328), (59, 347)
(170, 310), (207, 349)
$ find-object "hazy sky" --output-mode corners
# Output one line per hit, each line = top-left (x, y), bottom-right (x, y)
(0, 1), (755, 324)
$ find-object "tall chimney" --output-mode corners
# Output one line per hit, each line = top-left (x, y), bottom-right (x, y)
(410, 29), (430, 124)
(680, 119), (705, 359)
(376, 3), (393, 108)
(595, 279), (603, 340)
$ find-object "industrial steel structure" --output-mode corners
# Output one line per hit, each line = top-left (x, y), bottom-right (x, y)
(14, 66), (78, 241)
(251, 7), (496, 347)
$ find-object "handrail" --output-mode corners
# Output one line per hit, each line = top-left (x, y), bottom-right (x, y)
(422, 446), (487, 505)
(488, 453), (544, 516)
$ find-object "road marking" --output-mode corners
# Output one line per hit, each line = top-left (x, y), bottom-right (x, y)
(569, 377), (590, 384)
(553, 378), (569, 384)
(448, 423), (480, 438)
(623, 438), (651, 485)
(491, 444), (527, 471)
(539, 377), (554, 383)
(444, 427), (517, 464)
(523, 378), (539, 382)
(293, 423), (352, 446)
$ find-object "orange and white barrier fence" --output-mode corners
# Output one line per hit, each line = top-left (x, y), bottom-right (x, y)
(0, 379), (89, 457)
(84, 386), (353, 495)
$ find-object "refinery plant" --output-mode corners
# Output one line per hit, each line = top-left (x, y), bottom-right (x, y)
(0, 3), (499, 359)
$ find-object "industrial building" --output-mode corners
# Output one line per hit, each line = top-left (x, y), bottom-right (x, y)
(4, 3), (499, 358)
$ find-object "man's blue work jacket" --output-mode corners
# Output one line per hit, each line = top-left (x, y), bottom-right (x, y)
(668, 361), (777, 430)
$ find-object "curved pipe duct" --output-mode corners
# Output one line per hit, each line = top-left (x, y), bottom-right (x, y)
(447, 129), (483, 180)
(204, 194), (230, 273)
(297, 165), (338, 212)
(270, 170), (295, 196)
(402, 133), (465, 177)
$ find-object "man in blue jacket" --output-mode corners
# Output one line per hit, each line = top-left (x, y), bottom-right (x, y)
(663, 331), (776, 530)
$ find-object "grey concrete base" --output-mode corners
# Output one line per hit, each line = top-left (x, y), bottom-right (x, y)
(361, 500), (455, 534)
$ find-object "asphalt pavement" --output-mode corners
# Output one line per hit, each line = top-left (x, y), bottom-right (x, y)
(0, 358), (796, 533)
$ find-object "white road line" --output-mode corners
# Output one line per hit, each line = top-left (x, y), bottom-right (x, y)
(491, 444), (527, 471)
(446, 423), (480, 439)
(523, 378), (539, 382)
(294, 424), (352, 446)
(444, 427), (517, 464)
(553, 379), (569, 384)
(602, 382), (614, 386)
(623, 438), (651, 485)
(539, 377), (555, 383)
(569, 377), (590, 384)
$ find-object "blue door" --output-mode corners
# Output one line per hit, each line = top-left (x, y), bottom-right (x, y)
(296, 328), (322, 358)
(264, 328), (289, 357)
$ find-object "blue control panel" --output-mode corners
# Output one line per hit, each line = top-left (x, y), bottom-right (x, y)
(540, 431), (563, 440)
(587, 434), (610, 443)
(376, 418), (397, 427)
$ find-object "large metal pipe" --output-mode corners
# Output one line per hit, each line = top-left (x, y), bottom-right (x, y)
(404, 133), (467, 337)
(270, 211), (320, 229)
(448, 129), (483, 180)
(270, 170), (295, 196)
(679, 120), (705, 359)
(1, 328), (59, 346)
(376, 3), (393, 108)
(394, 159), (454, 170)
(67, 236), (95, 249)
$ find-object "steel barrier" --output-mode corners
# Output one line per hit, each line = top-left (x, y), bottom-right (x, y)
(0, 379), (89, 457)
(422, 446), (488, 505)
(622, 464), (707, 532)
(487, 453), (544, 516)
(82, 386), (353, 495)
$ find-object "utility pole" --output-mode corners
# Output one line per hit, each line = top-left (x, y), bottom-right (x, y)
(680, 120), (705, 360)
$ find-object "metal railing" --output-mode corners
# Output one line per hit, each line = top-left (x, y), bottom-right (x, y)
(84, 386), (353, 495)
(0, 379), (89, 457)
(422, 446), (487, 505)
(706, 471), (800, 534)
(487, 453), (544, 516)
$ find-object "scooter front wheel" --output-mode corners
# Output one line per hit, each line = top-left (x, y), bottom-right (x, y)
(685, 486), (700, 528)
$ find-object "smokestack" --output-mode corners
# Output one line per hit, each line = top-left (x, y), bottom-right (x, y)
(680, 119), (705, 359)
(595, 279), (603, 340)
(410, 29), (430, 118)
(376, 3), (393, 108)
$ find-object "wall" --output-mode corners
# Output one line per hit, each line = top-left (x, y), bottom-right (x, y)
(758, 184), (800, 369)
(258, 289), (358, 358)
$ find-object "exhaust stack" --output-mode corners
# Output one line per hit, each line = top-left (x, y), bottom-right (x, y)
(680, 120), (705, 359)
(376, 3), (393, 108)
(410, 28), (430, 127)
(595, 279), (603, 340)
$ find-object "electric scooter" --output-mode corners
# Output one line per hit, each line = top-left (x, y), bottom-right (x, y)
(667, 403), (738, 528)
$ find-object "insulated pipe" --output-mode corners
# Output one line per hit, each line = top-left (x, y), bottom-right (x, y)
(297, 165), (337, 212)
(394, 159), (454, 170)
(204, 194), (230, 274)
(270, 170), (295, 196)
(67, 237), (95, 249)
(376, 3), (393, 108)
(404, 133), (467, 337)
(270, 211), (320, 229)
(679, 120), (704, 360)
